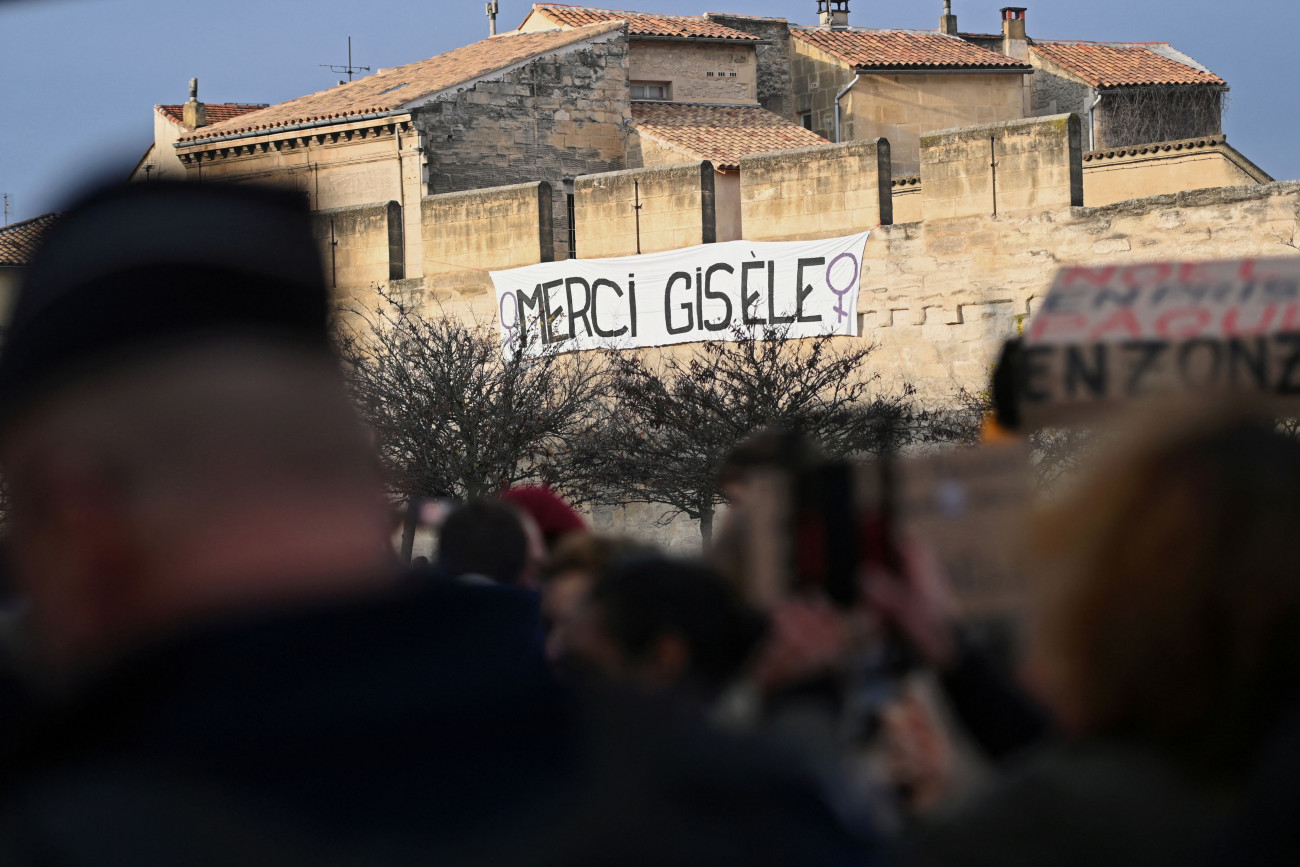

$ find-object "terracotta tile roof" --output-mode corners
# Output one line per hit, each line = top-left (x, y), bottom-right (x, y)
(1030, 41), (1225, 88)
(793, 28), (1031, 71)
(529, 4), (759, 40)
(632, 103), (827, 169)
(158, 103), (268, 127)
(178, 22), (624, 144)
(0, 212), (59, 267)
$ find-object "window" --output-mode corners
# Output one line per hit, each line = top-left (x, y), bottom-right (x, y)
(630, 81), (670, 100)
(801, 113), (813, 131)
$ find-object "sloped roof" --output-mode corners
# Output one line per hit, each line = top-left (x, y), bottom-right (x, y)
(632, 102), (827, 169)
(178, 22), (625, 144)
(0, 212), (59, 267)
(793, 28), (1031, 71)
(158, 103), (268, 127)
(527, 4), (759, 40)
(1031, 41), (1225, 88)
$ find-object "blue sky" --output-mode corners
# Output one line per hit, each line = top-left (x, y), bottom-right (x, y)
(1, 0), (1294, 223)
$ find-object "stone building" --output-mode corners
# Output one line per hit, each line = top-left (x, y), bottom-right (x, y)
(0, 212), (58, 322)
(1029, 39), (1228, 151)
(131, 81), (265, 182)
(789, 26), (1031, 173)
(160, 12), (821, 269)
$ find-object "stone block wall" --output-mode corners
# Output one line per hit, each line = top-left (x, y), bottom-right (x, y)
(420, 182), (553, 310)
(920, 114), (1082, 221)
(312, 200), (402, 303)
(575, 161), (716, 258)
(702, 13), (796, 120)
(740, 138), (892, 242)
(892, 175), (923, 223)
(859, 181), (1300, 404)
(630, 40), (757, 105)
(413, 30), (631, 262)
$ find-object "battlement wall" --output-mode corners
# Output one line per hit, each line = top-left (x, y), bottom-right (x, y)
(863, 181), (1300, 401)
(420, 182), (553, 311)
(740, 138), (892, 241)
(575, 161), (716, 259)
(312, 200), (402, 307)
(331, 115), (1300, 408)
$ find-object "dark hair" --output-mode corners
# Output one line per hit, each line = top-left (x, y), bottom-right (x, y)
(437, 500), (528, 586)
(541, 533), (655, 585)
(588, 557), (767, 695)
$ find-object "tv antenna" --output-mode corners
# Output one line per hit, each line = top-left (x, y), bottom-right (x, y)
(321, 37), (370, 83)
(3, 194), (9, 226)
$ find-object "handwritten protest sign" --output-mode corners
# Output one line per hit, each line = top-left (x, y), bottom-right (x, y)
(1016, 257), (1300, 427)
(490, 233), (870, 358)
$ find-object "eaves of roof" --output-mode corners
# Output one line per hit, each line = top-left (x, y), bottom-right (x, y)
(176, 21), (626, 146)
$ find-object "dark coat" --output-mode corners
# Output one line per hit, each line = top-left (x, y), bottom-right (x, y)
(907, 739), (1233, 867)
(0, 579), (879, 866)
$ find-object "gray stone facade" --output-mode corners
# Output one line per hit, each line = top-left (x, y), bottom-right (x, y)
(703, 13), (797, 122)
(412, 32), (633, 260)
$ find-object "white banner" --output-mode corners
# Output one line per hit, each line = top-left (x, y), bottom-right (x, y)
(491, 233), (871, 358)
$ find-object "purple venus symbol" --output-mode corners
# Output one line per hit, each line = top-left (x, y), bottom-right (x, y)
(499, 291), (521, 348)
(825, 252), (860, 325)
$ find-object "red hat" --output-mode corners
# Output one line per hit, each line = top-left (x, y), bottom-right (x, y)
(499, 486), (586, 548)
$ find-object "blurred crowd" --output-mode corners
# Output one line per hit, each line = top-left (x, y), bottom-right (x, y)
(0, 180), (1296, 865)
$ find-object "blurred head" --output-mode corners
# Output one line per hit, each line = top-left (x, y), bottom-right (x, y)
(437, 500), (530, 587)
(0, 182), (392, 671)
(540, 533), (654, 660)
(566, 556), (766, 699)
(1031, 409), (1300, 778)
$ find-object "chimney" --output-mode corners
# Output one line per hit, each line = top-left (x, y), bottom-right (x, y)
(939, 0), (959, 35)
(817, 0), (850, 29)
(182, 77), (207, 131)
(1001, 7), (1028, 60)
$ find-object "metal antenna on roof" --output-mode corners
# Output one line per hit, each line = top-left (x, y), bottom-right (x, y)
(2, 194), (9, 227)
(486, 0), (500, 36)
(321, 37), (371, 83)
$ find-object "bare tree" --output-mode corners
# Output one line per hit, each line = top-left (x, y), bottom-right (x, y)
(575, 326), (929, 544)
(338, 293), (605, 503)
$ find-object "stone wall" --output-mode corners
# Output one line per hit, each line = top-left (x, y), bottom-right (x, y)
(920, 114), (1083, 221)
(629, 40), (757, 105)
(1082, 137), (1271, 206)
(740, 138), (892, 241)
(859, 182), (1300, 404)
(575, 161), (716, 258)
(715, 169), (742, 242)
(312, 200), (402, 305)
(702, 14), (796, 120)
(420, 182), (553, 313)
(1030, 55), (1092, 122)
(412, 30), (631, 262)
(892, 175), (923, 223)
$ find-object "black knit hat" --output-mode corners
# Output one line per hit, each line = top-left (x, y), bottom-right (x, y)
(0, 181), (330, 424)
